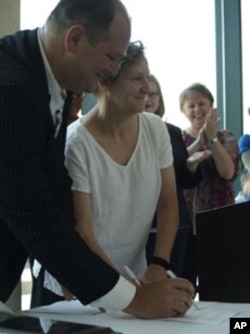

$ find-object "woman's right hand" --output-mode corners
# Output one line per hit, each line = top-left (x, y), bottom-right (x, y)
(187, 150), (212, 172)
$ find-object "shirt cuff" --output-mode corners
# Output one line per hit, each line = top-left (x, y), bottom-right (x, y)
(89, 275), (136, 311)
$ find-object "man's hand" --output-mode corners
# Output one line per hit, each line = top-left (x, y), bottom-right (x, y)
(123, 277), (194, 319)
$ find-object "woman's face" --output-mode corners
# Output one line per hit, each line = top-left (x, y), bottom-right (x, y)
(145, 81), (160, 114)
(108, 56), (150, 114)
(182, 92), (212, 130)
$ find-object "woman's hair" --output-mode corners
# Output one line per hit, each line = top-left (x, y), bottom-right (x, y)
(148, 74), (165, 117)
(118, 40), (145, 68)
(179, 83), (214, 111)
(46, 0), (129, 43)
(94, 40), (145, 96)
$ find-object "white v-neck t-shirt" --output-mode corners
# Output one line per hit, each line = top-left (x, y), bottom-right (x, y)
(65, 112), (173, 278)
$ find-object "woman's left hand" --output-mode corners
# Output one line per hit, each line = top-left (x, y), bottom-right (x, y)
(143, 264), (168, 282)
(204, 108), (220, 141)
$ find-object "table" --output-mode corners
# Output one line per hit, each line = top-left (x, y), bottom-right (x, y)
(23, 300), (250, 334)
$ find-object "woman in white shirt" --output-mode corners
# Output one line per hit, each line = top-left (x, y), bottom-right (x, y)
(65, 41), (178, 283)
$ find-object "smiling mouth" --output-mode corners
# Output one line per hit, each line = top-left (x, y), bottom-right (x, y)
(194, 114), (205, 120)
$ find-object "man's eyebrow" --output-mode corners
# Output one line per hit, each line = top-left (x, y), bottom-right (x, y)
(106, 52), (125, 62)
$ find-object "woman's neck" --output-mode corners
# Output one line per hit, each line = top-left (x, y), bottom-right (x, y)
(83, 104), (139, 140)
(185, 126), (200, 138)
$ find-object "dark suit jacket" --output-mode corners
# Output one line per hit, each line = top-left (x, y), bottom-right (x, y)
(150, 123), (201, 230)
(0, 29), (118, 303)
(167, 123), (202, 228)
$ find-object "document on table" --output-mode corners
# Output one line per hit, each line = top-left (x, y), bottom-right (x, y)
(0, 301), (15, 322)
(24, 300), (244, 325)
(168, 302), (240, 325)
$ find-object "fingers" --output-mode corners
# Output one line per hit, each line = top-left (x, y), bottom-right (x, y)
(165, 287), (193, 316)
(124, 278), (194, 319)
(172, 297), (191, 316)
(198, 150), (212, 162)
(170, 283), (194, 316)
(171, 277), (195, 296)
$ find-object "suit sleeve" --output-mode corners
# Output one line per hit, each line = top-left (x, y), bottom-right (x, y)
(0, 84), (120, 304)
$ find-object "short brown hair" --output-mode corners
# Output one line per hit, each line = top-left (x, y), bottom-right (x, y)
(179, 83), (214, 111)
(47, 0), (130, 43)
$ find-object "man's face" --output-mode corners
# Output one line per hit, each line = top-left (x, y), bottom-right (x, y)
(64, 9), (131, 93)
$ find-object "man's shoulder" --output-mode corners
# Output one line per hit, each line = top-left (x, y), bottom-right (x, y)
(0, 29), (37, 44)
(0, 29), (38, 59)
(0, 29), (41, 82)
(0, 29), (48, 99)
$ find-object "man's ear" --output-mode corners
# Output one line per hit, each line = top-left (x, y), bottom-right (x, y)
(98, 78), (111, 91)
(64, 24), (86, 52)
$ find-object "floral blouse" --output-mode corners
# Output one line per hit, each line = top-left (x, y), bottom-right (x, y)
(183, 130), (240, 216)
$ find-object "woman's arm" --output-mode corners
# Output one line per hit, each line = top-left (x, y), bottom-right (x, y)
(144, 165), (178, 282)
(187, 129), (206, 156)
(73, 190), (118, 271)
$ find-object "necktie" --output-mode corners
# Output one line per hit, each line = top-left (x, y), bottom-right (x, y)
(54, 109), (63, 138)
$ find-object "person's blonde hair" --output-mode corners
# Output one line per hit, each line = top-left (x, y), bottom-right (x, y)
(148, 74), (165, 118)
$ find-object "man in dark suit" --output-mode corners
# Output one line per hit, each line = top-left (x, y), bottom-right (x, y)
(0, 0), (194, 318)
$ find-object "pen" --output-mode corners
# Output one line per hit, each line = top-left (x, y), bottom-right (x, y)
(123, 265), (141, 286)
(167, 270), (199, 310)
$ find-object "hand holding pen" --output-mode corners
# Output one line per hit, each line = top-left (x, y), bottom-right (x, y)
(124, 265), (141, 286)
(166, 270), (199, 310)
(124, 265), (199, 310)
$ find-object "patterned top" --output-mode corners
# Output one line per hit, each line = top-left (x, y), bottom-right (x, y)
(183, 130), (239, 216)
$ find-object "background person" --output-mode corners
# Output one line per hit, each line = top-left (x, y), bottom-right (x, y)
(235, 169), (250, 203)
(237, 134), (250, 201)
(179, 82), (239, 287)
(145, 75), (211, 282)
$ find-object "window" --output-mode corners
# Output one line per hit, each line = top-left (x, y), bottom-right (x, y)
(122, 0), (216, 128)
(241, 0), (250, 133)
(21, 0), (216, 129)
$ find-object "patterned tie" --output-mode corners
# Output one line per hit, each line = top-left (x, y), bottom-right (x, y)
(54, 108), (63, 138)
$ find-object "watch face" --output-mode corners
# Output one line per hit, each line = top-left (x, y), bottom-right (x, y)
(0, 316), (119, 334)
(210, 137), (218, 143)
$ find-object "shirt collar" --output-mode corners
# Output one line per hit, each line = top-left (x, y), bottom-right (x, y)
(37, 29), (66, 117)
